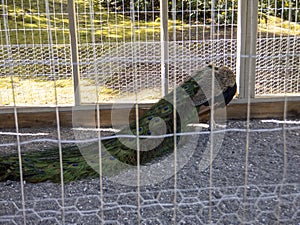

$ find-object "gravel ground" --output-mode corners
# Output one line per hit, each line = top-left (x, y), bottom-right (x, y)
(0, 119), (299, 225)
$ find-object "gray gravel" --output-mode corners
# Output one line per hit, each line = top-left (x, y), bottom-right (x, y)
(0, 120), (299, 224)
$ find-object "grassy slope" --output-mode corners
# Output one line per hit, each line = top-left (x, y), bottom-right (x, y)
(0, 1), (298, 45)
(0, 0), (171, 45)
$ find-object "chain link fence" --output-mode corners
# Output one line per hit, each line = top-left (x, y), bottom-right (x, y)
(1, 183), (299, 224)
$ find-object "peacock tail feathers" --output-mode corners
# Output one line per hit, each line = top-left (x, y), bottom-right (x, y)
(0, 65), (236, 183)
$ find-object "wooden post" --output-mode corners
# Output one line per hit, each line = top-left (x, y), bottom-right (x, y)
(160, 0), (169, 96)
(236, 0), (258, 99)
(68, 0), (81, 105)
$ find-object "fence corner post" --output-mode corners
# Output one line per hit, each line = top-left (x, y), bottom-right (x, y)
(160, 0), (169, 96)
(68, 0), (81, 106)
(236, 0), (258, 100)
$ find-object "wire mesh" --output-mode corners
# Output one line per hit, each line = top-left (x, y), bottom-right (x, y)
(0, 1), (300, 225)
(0, 0), (239, 105)
(0, 121), (299, 224)
(0, 183), (299, 224)
(256, 0), (300, 96)
(0, 0), (72, 106)
(1, 0), (299, 106)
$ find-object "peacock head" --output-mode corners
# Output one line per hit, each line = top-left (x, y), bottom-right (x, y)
(214, 66), (236, 89)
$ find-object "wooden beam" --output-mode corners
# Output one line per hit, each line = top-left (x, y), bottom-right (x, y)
(0, 100), (299, 129)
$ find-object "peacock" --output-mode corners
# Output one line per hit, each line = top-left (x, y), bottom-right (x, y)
(0, 65), (237, 183)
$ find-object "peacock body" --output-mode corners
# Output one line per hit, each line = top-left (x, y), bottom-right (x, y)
(0, 66), (236, 183)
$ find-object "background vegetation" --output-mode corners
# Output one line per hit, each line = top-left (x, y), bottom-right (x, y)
(102, 0), (299, 24)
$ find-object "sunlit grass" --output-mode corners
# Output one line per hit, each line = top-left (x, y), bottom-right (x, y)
(0, 77), (74, 105)
(0, 77), (161, 105)
(258, 13), (300, 36)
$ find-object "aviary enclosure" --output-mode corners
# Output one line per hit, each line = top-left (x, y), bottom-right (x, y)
(0, 0), (299, 224)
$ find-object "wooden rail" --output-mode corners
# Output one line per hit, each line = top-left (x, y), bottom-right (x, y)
(0, 98), (299, 129)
